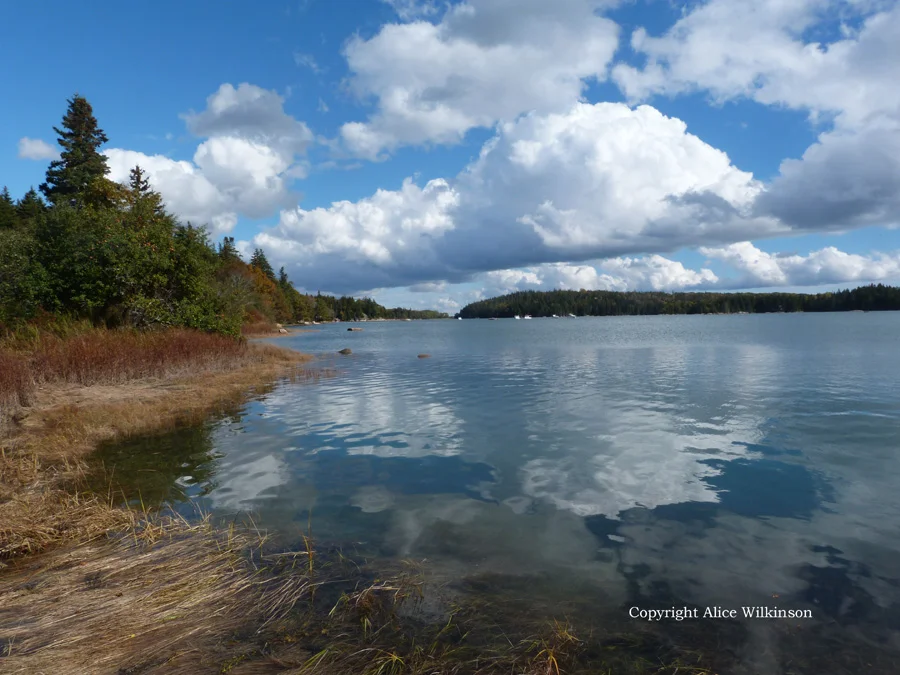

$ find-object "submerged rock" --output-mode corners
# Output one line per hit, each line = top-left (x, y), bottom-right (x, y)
(348, 327), (363, 331)
(338, 348), (352, 355)
(417, 354), (431, 358)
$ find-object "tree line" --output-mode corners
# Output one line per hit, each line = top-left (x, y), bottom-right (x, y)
(458, 285), (900, 319)
(0, 95), (447, 336)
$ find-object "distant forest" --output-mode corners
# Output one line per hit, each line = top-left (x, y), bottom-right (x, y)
(458, 284), (900, 318)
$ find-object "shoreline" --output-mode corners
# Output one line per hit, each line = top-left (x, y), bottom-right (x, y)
(243, 326), (318, 339)
(0, 337), (320, 672)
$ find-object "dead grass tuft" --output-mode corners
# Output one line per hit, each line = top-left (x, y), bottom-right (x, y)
(241, 320), (280, 337)
(0, 352), (32, 411)
(0, 514), (310, 675)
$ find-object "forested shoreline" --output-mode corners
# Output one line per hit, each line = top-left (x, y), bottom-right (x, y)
(458, 285), (900, 319)
(0, 95), (447, 337)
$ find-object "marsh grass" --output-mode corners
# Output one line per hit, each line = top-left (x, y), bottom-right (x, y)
(0, 324), (304, 437)
(0, 352), (32, 410)
(242, 319), (280, 337)
(0, 327), (333, 673)
(0, 326), (316, 564)
(0, 511), (317, 674)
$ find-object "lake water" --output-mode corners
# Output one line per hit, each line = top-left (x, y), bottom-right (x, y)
(97, 314), (900, 673)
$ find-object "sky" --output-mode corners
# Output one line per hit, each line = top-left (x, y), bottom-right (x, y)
(3, 0), (900, 313)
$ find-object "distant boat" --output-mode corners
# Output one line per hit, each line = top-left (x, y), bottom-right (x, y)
(514, 315), (521, 320)
(488, 317), (497, 320)
(567, 313), (576, 318)
(523, 315), (532, 320)
(457, 317), (462, 320)
(551, 314), (559, 318)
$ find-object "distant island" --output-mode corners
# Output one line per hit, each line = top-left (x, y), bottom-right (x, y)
(457, 284), (900, 318)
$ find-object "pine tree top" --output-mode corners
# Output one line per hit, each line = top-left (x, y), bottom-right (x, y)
(129, 165), (152, 194)
(126, 165), (165, 215)
(218, 236), (243, 263)
(0, 186), (17, 229)
(16, 187), (47, 221)
(250, 248), (276, 281)
(40, 95), (110, 204)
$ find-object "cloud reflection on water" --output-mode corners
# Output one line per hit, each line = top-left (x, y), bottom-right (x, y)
(184, 317), (900, 659)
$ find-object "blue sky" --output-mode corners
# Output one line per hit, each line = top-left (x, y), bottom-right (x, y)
(3, 0), (900, 313)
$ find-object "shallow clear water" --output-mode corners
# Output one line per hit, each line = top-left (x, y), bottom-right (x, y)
(96, 314), (900, 670)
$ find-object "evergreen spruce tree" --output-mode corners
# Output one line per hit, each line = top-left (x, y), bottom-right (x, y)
(0, 187), (17, 228)
(40, 95), (110, 204)
(250, 248), (276, 282)
(218, 236), (242, 263)
(16, 188), (47, 223)
(127, 165), (165, 214)
(128, 165), (151, 194)
(278, 266), (290, 289)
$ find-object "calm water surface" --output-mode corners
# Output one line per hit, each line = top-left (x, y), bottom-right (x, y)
(98, 314), (900, 672)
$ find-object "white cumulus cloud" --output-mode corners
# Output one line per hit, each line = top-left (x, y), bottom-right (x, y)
(340, 0), (619, 158)
(447, 102), (769, 269)
(18, 137), (59, 160)
(382, 240), (900, 313)
(255, 177), (459, 290)
(481, 256), (718, 295)
(105, 149), (237, 233)
(757, 118), (900, 231)
(613, 0), (900, 129)
(614, 0), (900, 232)
(260, 101), (771, 293)
(700, 241), (900, 288)
(105, 83), (312, 234)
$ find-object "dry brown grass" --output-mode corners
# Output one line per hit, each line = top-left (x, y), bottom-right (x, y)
(28, 328), (249, 383)
(0, 328), (323, 673)
(0, 327), (267, 429)
(0, 515), (315, 675)
(241, 319), (280, 337)
(0, 335), (313, 563)
(0, 352), (32, 411)
(0, 328), (309, 431)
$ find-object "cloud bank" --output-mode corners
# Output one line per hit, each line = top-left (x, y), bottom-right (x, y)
(341, 0), (619, 158)
(260, 102), (779, 292)
(105, 83), (312, 234)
